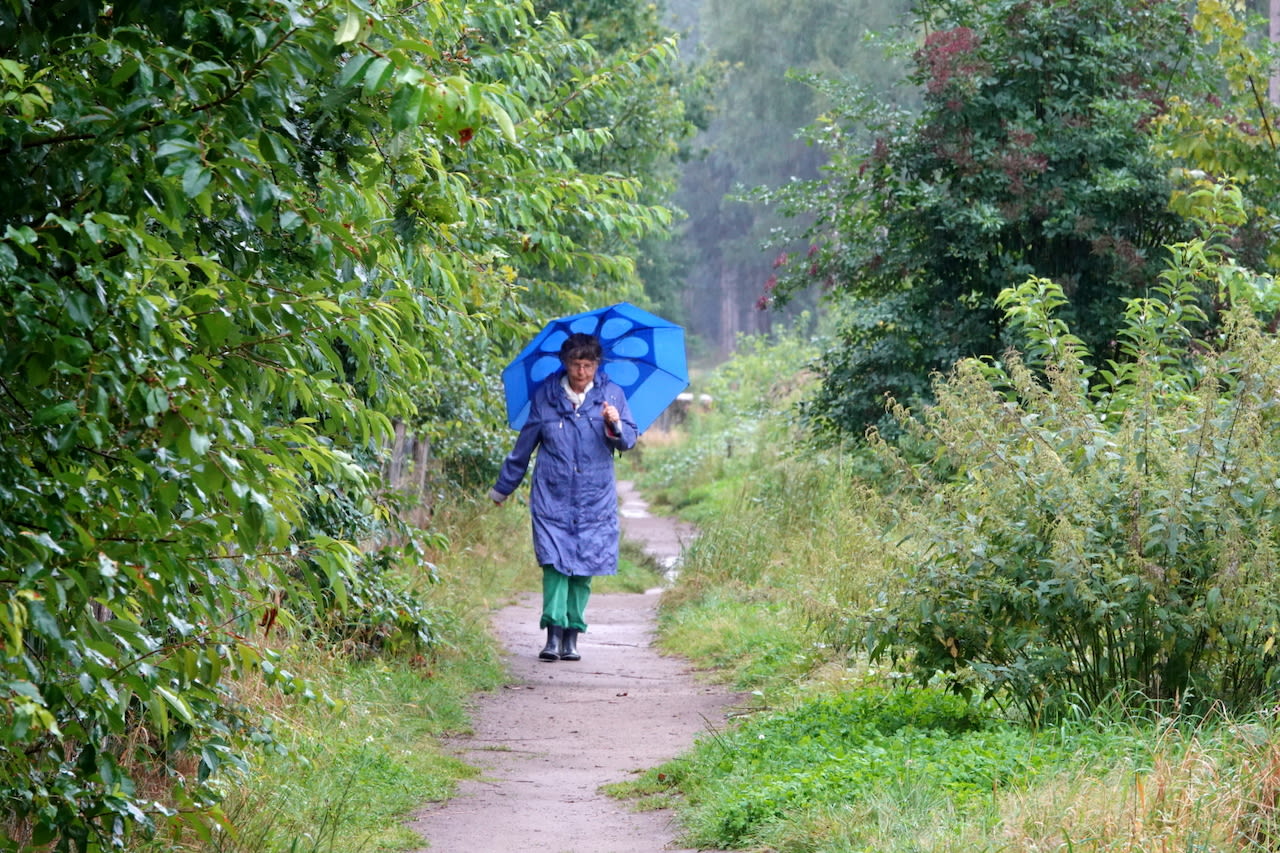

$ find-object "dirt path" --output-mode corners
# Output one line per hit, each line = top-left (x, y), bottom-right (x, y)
(406, 482), (736, 853)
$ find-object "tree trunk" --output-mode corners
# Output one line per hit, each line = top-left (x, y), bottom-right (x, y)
(717, 262), (740, 355)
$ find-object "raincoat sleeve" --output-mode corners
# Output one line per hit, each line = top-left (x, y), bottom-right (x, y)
(492, 418), (542, 500)
(603, 387), (638, 452)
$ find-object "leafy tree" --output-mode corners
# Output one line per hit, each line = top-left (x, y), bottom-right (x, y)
(524, 0), (712, 327)
(1159, 0), (1280, 279)
(411, 0), (706, 487)
(775, 0), (1206, 437)
(0, 0), (674, 847)
(395, 0), (686, 487)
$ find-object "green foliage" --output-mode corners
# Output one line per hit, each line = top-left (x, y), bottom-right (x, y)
(0, 0), (683, 847)
(1159, 0), (1280, 274)
(630, 322), (904, 699)
(868, 241), (1280, 719)
(779, 0), (1213, 437)
(398, 0), (688, 482)
(411, 0), (706, 486)
(676, 0), (912, 350)
(527, 0), (715, 327)
(643, 686), (1144, 850)
(636, 317), (821, 519)
(652, 440), (894, 689)
(628, 297), (1280, 852)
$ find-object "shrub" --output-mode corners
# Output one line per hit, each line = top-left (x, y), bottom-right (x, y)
(868, 240), (1280, 719)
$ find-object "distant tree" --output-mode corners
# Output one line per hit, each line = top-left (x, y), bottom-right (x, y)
(772, 0), (1210, 437)
(676, 0), (911, 354)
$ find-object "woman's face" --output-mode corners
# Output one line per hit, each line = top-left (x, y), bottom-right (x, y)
(564, 358), (598, 393)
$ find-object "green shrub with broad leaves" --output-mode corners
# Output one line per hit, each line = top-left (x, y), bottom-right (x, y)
(0, 1), (679, 849)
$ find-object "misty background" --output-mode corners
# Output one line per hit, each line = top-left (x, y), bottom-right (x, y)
(663, 0), (913, 358)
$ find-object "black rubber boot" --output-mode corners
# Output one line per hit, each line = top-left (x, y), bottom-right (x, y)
(560, 628), (581, 661)
(539, 626), (563, 661)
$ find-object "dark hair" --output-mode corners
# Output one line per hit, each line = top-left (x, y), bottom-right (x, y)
(559, 332), (603, 363)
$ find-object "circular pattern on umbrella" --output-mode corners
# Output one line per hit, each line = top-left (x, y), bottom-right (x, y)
(501, 302), (688, 433)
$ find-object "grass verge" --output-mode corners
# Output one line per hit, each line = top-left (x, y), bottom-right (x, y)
(629, 418), (1280, 851)
(136, 485), (666, 853)
(615, 325), (1280, 852)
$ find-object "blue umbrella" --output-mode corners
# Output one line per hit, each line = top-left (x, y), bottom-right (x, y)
(502, 302), (689, 433)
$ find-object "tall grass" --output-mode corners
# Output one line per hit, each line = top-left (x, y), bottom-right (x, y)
(991, 713), (1280, 852)
(626, 317), (1280, 852)
(655, 450), (891, 691)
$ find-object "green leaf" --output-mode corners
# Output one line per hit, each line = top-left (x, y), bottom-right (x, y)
(32, 401), (77, 425)
(492, 104), (518, 143)
(336, 53), (373, 88)
(155, 685), (196, 725)
(389, 83), (424, 131)
(182, 162), (212, 198)
(186, 428), (211, 456)
(362, 57), (394, 96)
(335, 10), (361, 45)
(148, 692), (170, 740)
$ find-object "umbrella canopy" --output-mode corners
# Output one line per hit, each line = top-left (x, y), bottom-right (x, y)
(502, 302), (689, 433)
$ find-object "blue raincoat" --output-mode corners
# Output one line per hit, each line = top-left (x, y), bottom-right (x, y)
(492, 370), (638, 576)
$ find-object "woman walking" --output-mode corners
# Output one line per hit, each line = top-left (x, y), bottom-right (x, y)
(489, 332), (638, 661)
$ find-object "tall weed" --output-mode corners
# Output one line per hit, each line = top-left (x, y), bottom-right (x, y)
(633, 241), (1280, 852)
(869, 250), (1280, 718)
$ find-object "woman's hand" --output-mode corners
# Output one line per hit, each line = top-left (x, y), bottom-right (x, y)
(601, 401), (621, 426)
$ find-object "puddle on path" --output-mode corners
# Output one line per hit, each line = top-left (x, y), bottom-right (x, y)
(616, 479), (697, 586)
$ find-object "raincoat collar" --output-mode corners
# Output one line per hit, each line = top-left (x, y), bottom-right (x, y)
(550, 369), (608, 415)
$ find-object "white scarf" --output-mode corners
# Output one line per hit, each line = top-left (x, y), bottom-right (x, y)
(561, 374), (593, 409)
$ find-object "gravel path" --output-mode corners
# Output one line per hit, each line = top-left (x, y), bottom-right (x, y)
(406, 482), (739, 853)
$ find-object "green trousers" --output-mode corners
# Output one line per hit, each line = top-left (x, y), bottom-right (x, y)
(540, 565), (592, 632)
